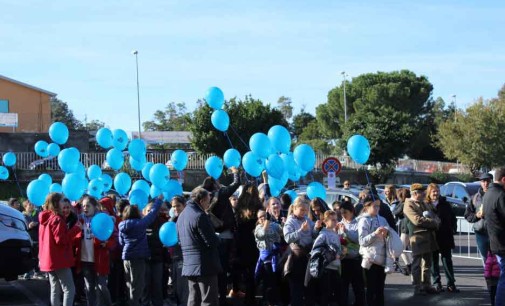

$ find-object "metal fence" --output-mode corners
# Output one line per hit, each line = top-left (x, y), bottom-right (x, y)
(453, 217), (481, 260)
(1, 151), (464, 173)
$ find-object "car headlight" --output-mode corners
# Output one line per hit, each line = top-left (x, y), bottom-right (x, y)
(0, 214), (27, 231)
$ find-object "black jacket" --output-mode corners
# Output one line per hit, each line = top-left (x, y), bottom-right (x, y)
(464, 188), (487, 234)
(209, 173), (241, 233)
(176, 200), (222, 277)
(483, 183), (505, 256)
(146, 216), (168, 262)
(393, 201), (409, 234)
(432, 197), (457, 250)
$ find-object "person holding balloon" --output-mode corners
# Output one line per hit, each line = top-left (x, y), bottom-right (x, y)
(74, 195), (116, 306)
(38, 192), (82, 306)
(119, 194), (163, 306)
(283, 197), (318, 306)
(141, 201), (170, 306)
(169, 196), (188, 306)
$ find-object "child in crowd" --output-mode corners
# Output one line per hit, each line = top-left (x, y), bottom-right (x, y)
(22, 200), (43, 279)
(170, 196), (188, 306)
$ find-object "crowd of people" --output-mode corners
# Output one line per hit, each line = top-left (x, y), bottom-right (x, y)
(5, 167), (505, 306)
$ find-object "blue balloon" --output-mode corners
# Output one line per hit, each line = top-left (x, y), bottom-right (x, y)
(129, 155), (146, 171)
(284, 190), (298, 202)
(0, 166), (8, 180)
(2, 152), (16, 167)
(211, 109), (230, 132)
(293, 144), (316, 172)
(27, 179), (50, 207)
(62, 173), (86, 201)
(223, 149), (241, 168)
(99, 174), (113, 192)
(268, 125), (291, 154)
(106, 148), (124, 171)
(205, 87), (225, 109)
(347, 134), (371, 165)
(266, 154), (285, 179)
(149, 163), (170, 188)
(96, 128), (113, 149)
(132, 180), (150, 196)
(70, 162), (86, 178)
(50, 183), (62, 193)
(91, 213), (114, 241)
(47, 143), (61, 157)
(38, 173), (52, 186)
(159, 221), (178, 247)
(150, 185), (162, 198)
(129, 189), (148, 209)
(289, 165), (302, 182)
(268, 175), (287, 197)
(242, 151), (264, 177)
(49, 122), (69, 145)
(171, 150), (188, 171)
(88, 178), (104, 199)
(249, 133), (272, 159)
(114, 172), (132, 195)
(162, 179), (183, 201)
(280, 153), (297, 179)
(87, 165), (102, 180)
(58, 148), (80, 173)
(142, 162), (154, 182)
(113, 129), (129, 151)
(204, 156), (223, 180)
(128, 139), (146, 161)
(34, 140), (49, 158)
(307, 182), (326, 201)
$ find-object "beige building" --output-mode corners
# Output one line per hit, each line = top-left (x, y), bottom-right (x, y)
(0, 74), (56, 133)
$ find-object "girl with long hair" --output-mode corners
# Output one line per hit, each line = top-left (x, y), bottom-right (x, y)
(39, 193), (82, 306)
(393, 188), (413, 275)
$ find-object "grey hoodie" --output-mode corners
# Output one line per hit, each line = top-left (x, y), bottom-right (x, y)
(357, 213), (388, 266)
(283, 215), (317, 248)
(255, 222), (283, 251)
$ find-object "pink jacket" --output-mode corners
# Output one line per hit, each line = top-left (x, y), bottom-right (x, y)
(484, 251), (500, 279)
(38, 210), (81, 272)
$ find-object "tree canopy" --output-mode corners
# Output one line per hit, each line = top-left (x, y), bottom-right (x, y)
(51, 98), (83, 130)
(143, 102), (191, 132)
(436, 84), (505, 172)
(189, 95), (288, 156)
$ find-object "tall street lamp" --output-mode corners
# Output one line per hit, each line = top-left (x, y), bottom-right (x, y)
(452, 94), (457, 122)
(341, 71), (348, 123)
(132, 50), (141, 139)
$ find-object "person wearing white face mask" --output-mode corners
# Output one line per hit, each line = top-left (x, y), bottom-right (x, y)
(426, 183), (459, 293)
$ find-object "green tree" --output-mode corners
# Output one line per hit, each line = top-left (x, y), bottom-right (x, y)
(51, 98), (83, 130)
(189, 95), (288, 156)
(277, 96), (293, 121)
(143, 102), (191, 131)
(83, 119), (106, 131)
(291, 109), (315, 140)
(436, 84), (505, 172)
(298, 120), (332, 154)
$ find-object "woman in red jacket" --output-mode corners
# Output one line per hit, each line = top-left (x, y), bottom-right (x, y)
(75, 195), (117, 306)
(39, 192), (82, 306)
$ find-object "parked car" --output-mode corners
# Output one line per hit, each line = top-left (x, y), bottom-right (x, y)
(0, 202), (36, 280)
(294, 186), (361, 207)
(440, 182), (481, 217)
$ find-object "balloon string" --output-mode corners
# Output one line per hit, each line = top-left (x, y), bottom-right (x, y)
(364, 168), (376, 201)
(223, 132), (234, 149)
(229, 124), (250, 151)
(11, 166), (24, 197)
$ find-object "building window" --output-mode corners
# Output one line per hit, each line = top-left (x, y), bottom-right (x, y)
(0, 100), (8, 113)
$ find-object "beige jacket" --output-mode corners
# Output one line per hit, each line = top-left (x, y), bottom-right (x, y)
(403, 199), (440, 256)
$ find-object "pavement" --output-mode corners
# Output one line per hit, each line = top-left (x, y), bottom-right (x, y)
(0, 257), (491, 306)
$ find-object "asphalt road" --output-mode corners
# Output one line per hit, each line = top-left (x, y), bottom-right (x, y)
(0, 257), (491, 306)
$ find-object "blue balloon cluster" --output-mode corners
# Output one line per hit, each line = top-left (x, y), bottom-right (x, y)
(347, 134), (371, 165)
(159, 221), (178, 247)
(91, 213), (114, 241)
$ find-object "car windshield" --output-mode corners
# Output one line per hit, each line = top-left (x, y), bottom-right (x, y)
(465, 184), (480, 196)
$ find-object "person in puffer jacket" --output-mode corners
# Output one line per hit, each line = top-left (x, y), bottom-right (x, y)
(118, 196), (162, 306)
(39, 193), (82, 306)
(485, 251), (501, 306)
(311, 210), (344, 306)
(358, 200), (389, 306)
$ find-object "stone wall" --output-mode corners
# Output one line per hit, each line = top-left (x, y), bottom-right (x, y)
(0, 131), (89, 152)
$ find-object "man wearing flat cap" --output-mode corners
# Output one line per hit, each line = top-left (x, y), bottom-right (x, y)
(404, 183), (440, 295)
(465, 173), (493, 263)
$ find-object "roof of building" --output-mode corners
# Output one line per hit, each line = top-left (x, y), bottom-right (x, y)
(0, 74), (57, 97)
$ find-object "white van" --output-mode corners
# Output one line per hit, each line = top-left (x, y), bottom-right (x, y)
(0, 202), (36, 280)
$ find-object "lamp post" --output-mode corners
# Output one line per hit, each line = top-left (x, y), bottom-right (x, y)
(132, 50), (141, 139)
(341, 71), (348, 123)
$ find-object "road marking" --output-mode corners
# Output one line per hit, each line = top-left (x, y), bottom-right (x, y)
(10, 281), (46, 306)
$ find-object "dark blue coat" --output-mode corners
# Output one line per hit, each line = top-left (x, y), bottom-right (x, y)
(119, 199), (161, 260)
(176, 200), (222, 277)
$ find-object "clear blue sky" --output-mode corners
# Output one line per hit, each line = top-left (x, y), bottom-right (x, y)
(1, 0), (504, 132)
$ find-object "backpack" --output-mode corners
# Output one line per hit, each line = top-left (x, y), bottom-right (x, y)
(308, 245), (337, 279)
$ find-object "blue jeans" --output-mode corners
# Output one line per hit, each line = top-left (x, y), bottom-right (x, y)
(496, 255), (505, 306)
(475, 232), (490, 263)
